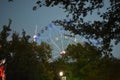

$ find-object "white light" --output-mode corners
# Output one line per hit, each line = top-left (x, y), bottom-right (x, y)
(60, 51), (66, 55)
(33, 35), (38, 41)
(74, 38), (77, 42)
(64, 36), (68, 39)
(33, 35), (37, 39)
(2, 59), (6, 64)
(0, 59), (6, 64)
(59, 71), (64, 76)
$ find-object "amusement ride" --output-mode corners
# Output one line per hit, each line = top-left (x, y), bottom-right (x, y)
(33, 23), (82, 60)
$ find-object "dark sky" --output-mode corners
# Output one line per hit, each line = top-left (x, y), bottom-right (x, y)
(0, 0), (67, 35)
(0, 0), (120, 58)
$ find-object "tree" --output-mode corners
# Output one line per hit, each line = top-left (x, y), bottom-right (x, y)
(6, 30), (39, 80)
(65, 42), (101, 79)
(32, 42), (54, 80)
(0, 19), (12, 61)
(0, 21), (54, 80)
(39, 41), (120, 80)
(33, 0), (120, 55)
(6, 31), (53, 80)
(65, 42), (120, 80)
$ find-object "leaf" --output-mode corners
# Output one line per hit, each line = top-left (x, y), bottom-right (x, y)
(33, 6), (37, 11)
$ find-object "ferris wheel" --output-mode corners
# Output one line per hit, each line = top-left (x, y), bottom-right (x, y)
(33, 23), (83, 60)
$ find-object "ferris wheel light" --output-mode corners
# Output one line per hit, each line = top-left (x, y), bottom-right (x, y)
(74, 38), (77, 42)
(60, 50), (66, 56)
(33, 35), (37, 38)
(33, 35), (38, 41)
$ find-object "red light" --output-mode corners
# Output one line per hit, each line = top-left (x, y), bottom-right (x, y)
(60, 51), (66, 56)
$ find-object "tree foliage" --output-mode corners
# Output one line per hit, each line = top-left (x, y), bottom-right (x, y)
(34, 0), (120, 55)
(0, 19), (11, 60)
(65, 42), (120, 80)
(0, 20), (53, 80)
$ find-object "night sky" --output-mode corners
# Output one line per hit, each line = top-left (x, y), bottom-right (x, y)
(0, 0), (120, 58)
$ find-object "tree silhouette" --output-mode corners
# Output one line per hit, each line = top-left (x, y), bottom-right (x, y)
(0, 20), (54, 80)
(6, 31), (53, 80)
(33, 0), (120, 55)
(65, 42), (120, 80)
(0, 19), (11, 61)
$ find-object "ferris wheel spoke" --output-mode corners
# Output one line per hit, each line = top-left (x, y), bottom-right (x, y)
(33, 24), (82, 59)
(65, 36), (72, 48)
(48, 25), (63, 51)
(60, 32), (64, 51)
(50, 38), (61, 51)
(51, 51), (61, 59)
(35, 25), (38, 35)
(48, 27), (60, 51)
(52, 55), (61, 59)
(52, 50), (60, 54)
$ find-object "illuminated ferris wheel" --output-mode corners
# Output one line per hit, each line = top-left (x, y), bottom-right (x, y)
(33, 23), (82, 60)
